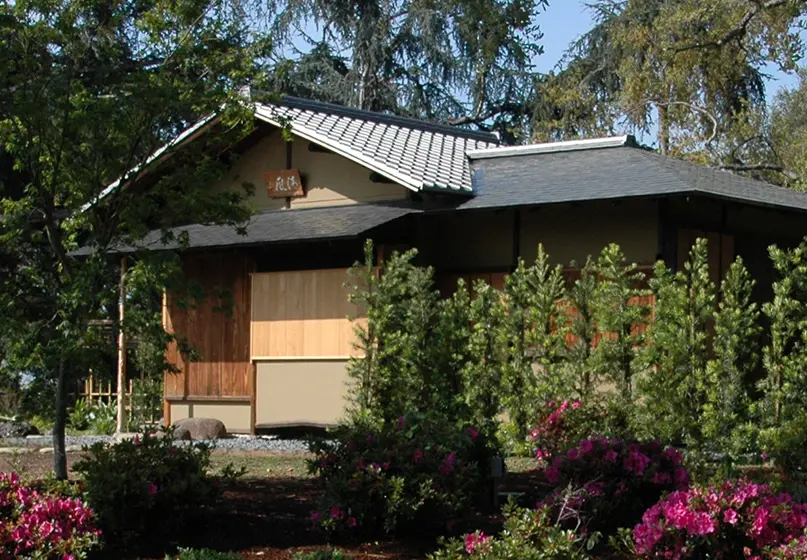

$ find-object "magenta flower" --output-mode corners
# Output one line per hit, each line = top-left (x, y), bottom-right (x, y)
(464, 531), (491, 554)
(413, 449), (424, 463)
(467, 426), (479, 441)
(347, 516), (357, 527)
(311, 511), (321, 522)
(397, 416), (405, 430)
(330, 506), (343, 519)
(146, 482), (158, 496)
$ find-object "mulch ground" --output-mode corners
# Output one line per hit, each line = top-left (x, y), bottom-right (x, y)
(0, 449), (542, 560)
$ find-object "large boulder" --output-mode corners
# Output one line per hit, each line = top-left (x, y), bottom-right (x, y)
(0, 421), (39, 438)
(171, 418), (227, 440)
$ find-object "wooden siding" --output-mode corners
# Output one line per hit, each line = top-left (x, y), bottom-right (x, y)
(251, 269), (361, 358)
(164, 252), (255, 400)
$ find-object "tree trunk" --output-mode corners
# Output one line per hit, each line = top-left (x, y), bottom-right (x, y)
(53, 359), (68, 480)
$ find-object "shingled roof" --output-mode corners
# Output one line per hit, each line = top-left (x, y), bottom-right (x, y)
(71, 204), (417, 255)
(463, 136), (807, 213)
(255, 97), (498, 193)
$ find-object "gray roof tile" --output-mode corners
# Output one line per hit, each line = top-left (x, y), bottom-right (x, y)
(256, 97), (499, 193)
(461, 146), (807, 213)
(71, 205), (417, 255)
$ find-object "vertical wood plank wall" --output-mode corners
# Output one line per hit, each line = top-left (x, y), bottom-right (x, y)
(250, 269), (360, 358)
(163, 252), (255, 401)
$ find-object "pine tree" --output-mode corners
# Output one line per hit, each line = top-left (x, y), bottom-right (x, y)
(637, 238), (715, 445)
(702, 257), (759, 452)
(564, 257), (599, 399)
(463, 281), (507, 432)
(592, 244), (650, 402)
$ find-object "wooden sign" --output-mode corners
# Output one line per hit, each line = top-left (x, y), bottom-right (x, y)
(263, 169), (305, 198)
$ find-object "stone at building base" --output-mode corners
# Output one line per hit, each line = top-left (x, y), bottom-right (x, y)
(171, 418), (227, 440)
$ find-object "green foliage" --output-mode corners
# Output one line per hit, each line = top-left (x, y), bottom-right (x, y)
(73, 429), (236, 550)
(128, 377), (165, 431)
(592, 244), (650, 402)
(265, 0), (548, 142)
(346, 241), (472, 426)
(167, 549), (242, 560)
(68, 400), (92, 431)
(0, 0), (270, 478)
(637, 239), (715, 445)
(758, 239), (807, 469)
(429, 504), (596, 560)
(292, 549), (352, 560)
(308, 412), (494, 535)
(550, 0), (806, 169)
(462, 281), (507, 433)
(500, 245), (567, 449)
(703, 257), (760, 455)
(564, 257), (599, 399)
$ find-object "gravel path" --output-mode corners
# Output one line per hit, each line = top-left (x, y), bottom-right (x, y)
(0, 434), (311, 453)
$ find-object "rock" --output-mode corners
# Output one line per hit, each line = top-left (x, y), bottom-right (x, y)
(0, 421), (39, 438)
(171, 418), (227, 440)
(113, 432), (141, 441)
(0, 447), (33, 454)
(39, 444), (83, 454)
(171, 426), (191, 441)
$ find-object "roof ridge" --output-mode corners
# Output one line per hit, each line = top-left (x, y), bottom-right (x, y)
(466, 135), (636, 159)
(274, 95), (499, 144)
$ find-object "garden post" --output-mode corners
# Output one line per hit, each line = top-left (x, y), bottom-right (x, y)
(116, 256), (127, 434)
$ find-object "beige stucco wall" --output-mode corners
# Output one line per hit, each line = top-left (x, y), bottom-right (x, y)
(211, 129), (408, 211)
(255, 359), (349, 427)
(170, 402), (252, 433)
(520, 200), (659, 265)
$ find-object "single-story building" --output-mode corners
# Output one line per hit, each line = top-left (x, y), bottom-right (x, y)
(84, 96), (807, 433)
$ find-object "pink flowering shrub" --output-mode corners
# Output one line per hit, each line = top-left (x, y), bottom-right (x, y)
(530, 400), (628, 465)
(0, 472), (99, 559)
(537, 438), (689, 534)
(74, 428), (242, 551)
(308, 412), (497, 535)
(634, 479), (807, 559)
(428, 504), (594, 560)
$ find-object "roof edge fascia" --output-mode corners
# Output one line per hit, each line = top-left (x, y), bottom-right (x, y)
(80, 114), (221, 212)
(466, 135), (635, 160)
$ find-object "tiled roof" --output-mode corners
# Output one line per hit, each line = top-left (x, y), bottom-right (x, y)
(255, 97), (499, 193)
(70, 204), (417, 255)
(462, 141), (807, 213)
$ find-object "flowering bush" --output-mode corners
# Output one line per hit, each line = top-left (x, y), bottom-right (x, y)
(634, 479), (807, 558)
(428, 504), (594, 560)
(537, 438), (689, 534)
(528, 400), (631, 464)
(73, 428), (241, 550)
(0, 472), (100, 559)
(308, 412), (497, 535)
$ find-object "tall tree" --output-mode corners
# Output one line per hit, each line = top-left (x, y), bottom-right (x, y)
(263, 0), (548, 142)
(539, 0), (806, 168)
(0, 0), (270, 478)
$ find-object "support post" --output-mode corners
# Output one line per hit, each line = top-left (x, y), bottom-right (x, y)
(116, 256), (128, 434)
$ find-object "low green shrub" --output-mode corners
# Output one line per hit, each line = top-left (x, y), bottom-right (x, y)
(308, 412), (497, 535)
(429, 503), (595, 560)
(168, 548), (243, 560)
(292, 549), (352, 560)
(73, 428), (236, 550)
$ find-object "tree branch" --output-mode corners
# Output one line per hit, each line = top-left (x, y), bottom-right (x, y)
(716, 163), (802, 181)
(673, 0), (789, 53)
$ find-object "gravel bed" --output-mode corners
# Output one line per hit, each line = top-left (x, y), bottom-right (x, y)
(0, 434), (311, 453)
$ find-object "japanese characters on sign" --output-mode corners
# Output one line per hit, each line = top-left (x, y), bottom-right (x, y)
(263, 169), (305, 198)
